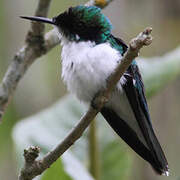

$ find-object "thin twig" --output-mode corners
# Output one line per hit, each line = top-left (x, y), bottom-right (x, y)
(0, 0), (114, 122)
(18, 27), (153, 180)
(89, 120), (100, 180)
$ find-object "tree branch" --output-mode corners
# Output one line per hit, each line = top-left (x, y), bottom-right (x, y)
(0, 0), (114, 122)
(89, 120), (100, 180)
(18, 27), (152, 180)
(0, 0), (52, 121)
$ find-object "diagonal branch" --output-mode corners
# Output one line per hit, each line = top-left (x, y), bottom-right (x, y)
(0, 0), (114, 122)
(18, 27), (152, 180)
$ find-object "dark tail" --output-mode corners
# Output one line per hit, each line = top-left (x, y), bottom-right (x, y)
(101, 107), (169, 176)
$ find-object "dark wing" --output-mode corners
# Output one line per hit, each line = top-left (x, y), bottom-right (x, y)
(111, 35), (128, 54)
(123, 64), (168, 174)
(101, 107), (160, 172)
(101, 35), (169, 175)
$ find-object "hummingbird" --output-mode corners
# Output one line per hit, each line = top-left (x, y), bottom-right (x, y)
(21, 5), (169, 175)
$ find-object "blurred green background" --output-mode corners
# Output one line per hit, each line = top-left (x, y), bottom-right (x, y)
(0, 0), (180, 179)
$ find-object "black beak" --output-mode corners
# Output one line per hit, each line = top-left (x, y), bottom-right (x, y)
(20, 16), (55, 25)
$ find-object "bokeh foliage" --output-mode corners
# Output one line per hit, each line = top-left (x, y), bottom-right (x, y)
(13, 50), (180, 179)
(0, 0), (180, 179)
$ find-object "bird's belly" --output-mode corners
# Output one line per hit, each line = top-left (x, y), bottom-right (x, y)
(61, 40), (147, 147)
(61, 40), (124, 102)
(63, 64), (106, 102)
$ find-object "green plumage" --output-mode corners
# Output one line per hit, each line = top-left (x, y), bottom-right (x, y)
(72, 6), (112, 34)
(54, 6), (112, 43)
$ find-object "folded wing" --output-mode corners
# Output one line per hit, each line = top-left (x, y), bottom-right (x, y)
(101, 35), (169, 175)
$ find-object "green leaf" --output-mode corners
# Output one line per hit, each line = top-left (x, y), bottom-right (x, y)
(41, 158), (72, 180)
(96, 114), (133, 180)
(13, 94), (132, 180)
(41, 153), (95, 180)
(13, 48), (180, 180)
(13, 96), (94, 180)
(138, 47), (180, 98)
(101, 141), (132, 180)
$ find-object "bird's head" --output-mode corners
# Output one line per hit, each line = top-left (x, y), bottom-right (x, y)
(21, 6), (112, 43)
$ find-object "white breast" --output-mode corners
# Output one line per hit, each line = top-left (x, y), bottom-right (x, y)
(61, 39), (125, 102)
(60, 37), (148, 148)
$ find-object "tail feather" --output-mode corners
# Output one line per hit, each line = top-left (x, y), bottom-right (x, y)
(101, 107), (169, 175)
(108, 34), (169, 175)
(122, 68), (169, 175)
